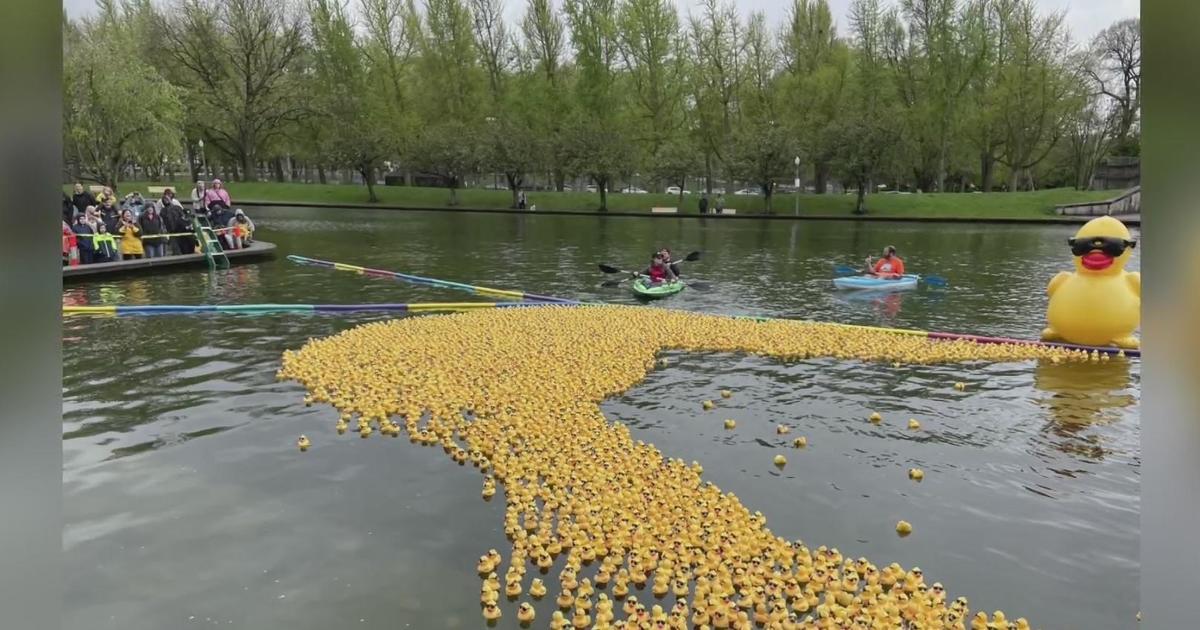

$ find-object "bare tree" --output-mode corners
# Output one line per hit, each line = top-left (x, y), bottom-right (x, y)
(157, 0), (306, 181)
(1086, 18), (1139, 146)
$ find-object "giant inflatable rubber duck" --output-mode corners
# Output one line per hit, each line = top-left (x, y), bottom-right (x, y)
(1042, 216), (1140, 348)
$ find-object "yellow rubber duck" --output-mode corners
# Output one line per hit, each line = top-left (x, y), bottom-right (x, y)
(296, 435), (311, 452)
(907, 418), (921, 430)
(895, 520), (913, 537)
(1043, 216), (1140, 348)
(723, 419), (736, 429)
(720, 389), (732, 399)
(703, 400), (715, 410)
(276, 305), (1080, 630)
(868, 412), (882, 424)
(792, 436), (807, 448)
(774, 454), (787, 467)
(529, 578), (547, 599)
(482, 601), (502, 621)
(517, 601), (536, 623)
(907, 468), (924, 481)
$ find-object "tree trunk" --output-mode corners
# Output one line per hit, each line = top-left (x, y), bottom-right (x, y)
(185, 141), (198, 184)
(762, 186), (773, 214)
(317, 165), (327, 185)
(815, 160), (829, 194)
(854, 180), (867, 214)
(272, 157), (285, 182)
(509, 174), (520, 208)
(361, 166), (379, 202)
(598, 179), (608, 212)
(553, 169), (565, 192)
(239, 151), (253, 182)
(1007, 167), (1018, 192)
(704, 153), (712, 194)
(980, 150), (994, 192)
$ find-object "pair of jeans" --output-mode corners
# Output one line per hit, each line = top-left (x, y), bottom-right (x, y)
(144, 242), (166, 258)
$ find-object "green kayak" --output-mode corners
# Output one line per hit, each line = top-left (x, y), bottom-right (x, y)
(631, 278), (685, 299)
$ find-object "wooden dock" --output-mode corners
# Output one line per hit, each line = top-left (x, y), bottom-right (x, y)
(63, 241), (276, 280)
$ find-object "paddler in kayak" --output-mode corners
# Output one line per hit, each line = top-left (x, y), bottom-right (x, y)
(637, 253), (678, 284)
(657, 248), (682, 278)
(864, 245), (905, 279)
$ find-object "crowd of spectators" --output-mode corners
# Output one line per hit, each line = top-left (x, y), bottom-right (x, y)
(62, 179), (255, 266)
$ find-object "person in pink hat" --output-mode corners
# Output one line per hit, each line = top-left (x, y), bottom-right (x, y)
(202, 178), (232, 212)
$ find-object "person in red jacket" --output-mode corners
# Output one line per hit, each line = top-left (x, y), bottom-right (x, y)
(638, 253), (678, 284)
(865, 245), (905, 279)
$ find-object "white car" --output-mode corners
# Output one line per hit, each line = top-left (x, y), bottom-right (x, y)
(621, 186), (648, 194)
(733, 188), (759, 196)
(585, 185), (598, 193)
(665, 186), (691, 195)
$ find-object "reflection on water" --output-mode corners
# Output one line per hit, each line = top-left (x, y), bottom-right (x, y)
(1034, 359), (1137, 461)
(833, 290), (908, 321)
(62, 210), (1139, 630)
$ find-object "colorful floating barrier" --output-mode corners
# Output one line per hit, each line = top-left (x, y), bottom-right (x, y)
(66, 256), (1141, 357)
(62, 301), (1140, 357)
(62, 301), (560, 317)
(286, 254), (579, 304)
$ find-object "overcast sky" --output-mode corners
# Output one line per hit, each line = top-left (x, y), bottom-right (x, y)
(62, 0), (1138, 44)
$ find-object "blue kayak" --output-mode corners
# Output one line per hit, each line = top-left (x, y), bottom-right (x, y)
(832, 274), (920, 291)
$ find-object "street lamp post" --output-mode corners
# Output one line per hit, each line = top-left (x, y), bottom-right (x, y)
(793, 156), (801, 216)
(198, 139), (208, 180)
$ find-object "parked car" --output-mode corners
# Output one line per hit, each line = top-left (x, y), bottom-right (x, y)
(585, 185), (598, 193)
(620, 186), (649, 194)
(665, 186), (691, 195)
(733, 188), (759, 196)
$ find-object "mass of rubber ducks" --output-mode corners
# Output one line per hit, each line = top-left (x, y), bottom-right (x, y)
(278, 305), (1085, 629)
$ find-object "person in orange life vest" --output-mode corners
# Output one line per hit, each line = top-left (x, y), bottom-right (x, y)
(865, 245), (905, 279)
(638, 253), (678, 284)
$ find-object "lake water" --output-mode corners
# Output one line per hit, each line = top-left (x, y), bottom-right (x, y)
(62, 207), (1140, 629)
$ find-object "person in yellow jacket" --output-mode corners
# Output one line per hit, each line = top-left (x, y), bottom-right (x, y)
(116, 209), (144, 259)
(92, 224), (119, 263)
(95, 186), (117, 207)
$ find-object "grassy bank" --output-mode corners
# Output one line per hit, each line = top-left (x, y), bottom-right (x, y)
(75, 180), (1119, 219)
